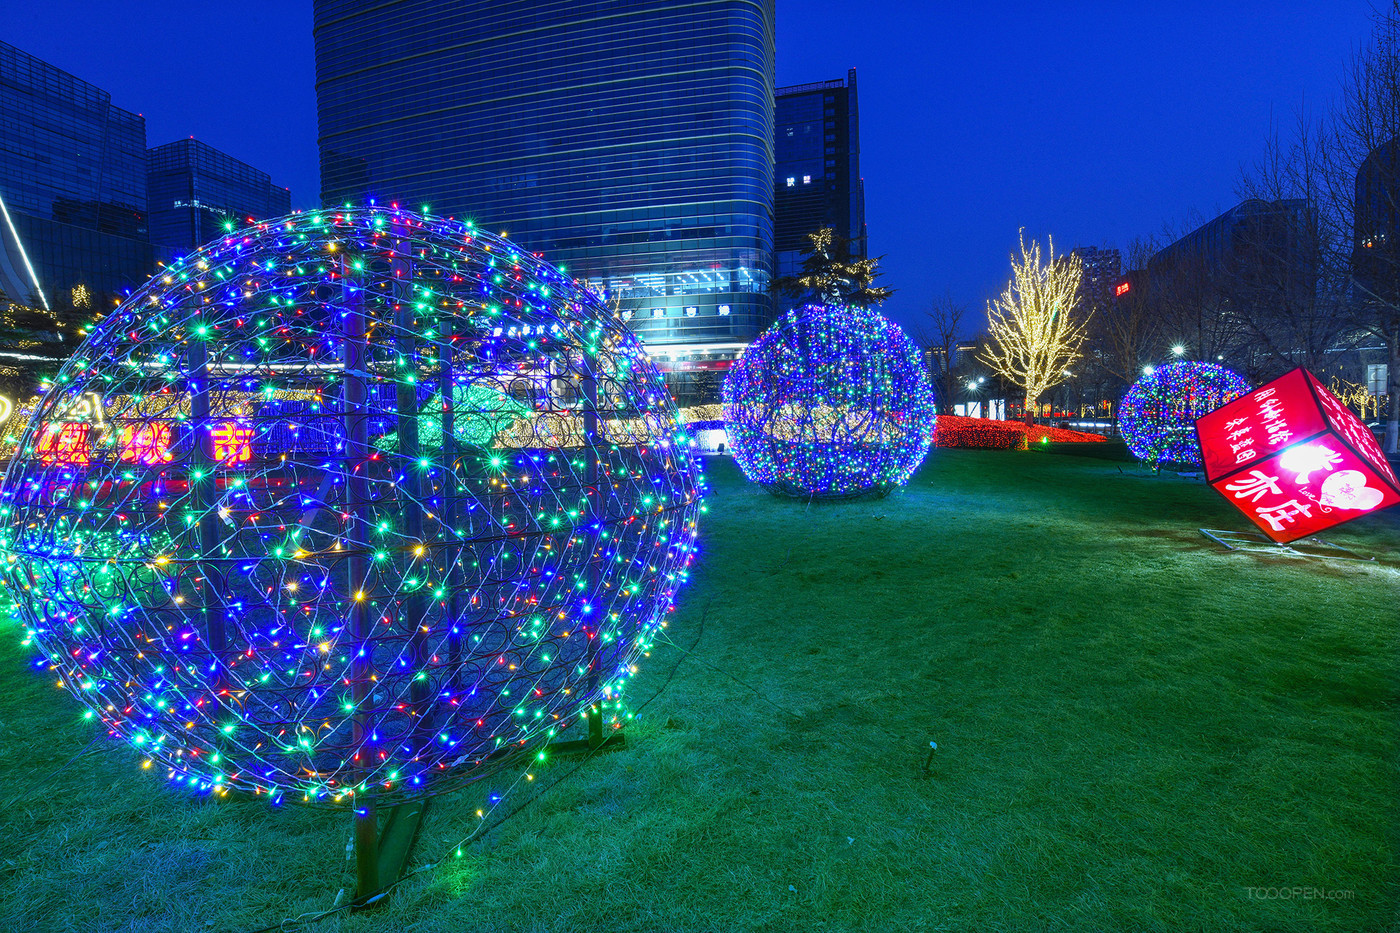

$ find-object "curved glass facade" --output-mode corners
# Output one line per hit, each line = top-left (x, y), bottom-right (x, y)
(314, 0), (776, 354)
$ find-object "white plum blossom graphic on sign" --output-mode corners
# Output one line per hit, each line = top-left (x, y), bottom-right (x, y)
(1277, 443), (1343, 484)
(1319, 470), (1385, 511)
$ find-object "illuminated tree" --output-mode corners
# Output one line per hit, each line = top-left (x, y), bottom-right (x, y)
(980, 231), (1091, 416)
(773, 227), (894, 308)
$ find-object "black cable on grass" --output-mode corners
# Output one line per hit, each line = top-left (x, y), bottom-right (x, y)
(238, 603), (712, 933)
(0, 733), (106, 812)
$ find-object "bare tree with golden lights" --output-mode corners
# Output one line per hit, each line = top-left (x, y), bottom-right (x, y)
(981, 231), (1092, 418)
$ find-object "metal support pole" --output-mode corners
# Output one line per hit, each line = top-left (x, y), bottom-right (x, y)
(439, 342), (460, 688)
(187, 338), (228, 692)
(342, 259), (379, 904)
(582, 352), (603, 750)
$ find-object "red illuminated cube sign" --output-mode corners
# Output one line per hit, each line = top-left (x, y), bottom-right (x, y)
(1196, 368), (1400, 542)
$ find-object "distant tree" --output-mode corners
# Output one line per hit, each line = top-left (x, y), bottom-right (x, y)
(920, 293), (970, 414)
(980, 231), (1092, 417)
(1235, 2), (1400, 450)
(773, 227), (894, 308)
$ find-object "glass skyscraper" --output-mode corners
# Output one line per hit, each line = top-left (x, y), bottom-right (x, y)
(147, 138), (292, 252)
(0, 39), (162, 311)
(314, 0), (776, 388)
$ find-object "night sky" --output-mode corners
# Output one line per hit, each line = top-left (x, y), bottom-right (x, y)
(4, 1), (1376, 335)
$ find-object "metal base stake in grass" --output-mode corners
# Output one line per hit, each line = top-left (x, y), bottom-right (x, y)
(1199, 528), (1375, 562)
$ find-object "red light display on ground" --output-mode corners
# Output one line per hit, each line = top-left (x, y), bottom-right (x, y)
(1196, 368), (1399, 542)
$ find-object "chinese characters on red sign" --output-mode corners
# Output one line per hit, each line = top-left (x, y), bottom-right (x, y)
(34, 417), (254, 469)
(118, 423), (174, 466)
(35, 422), (92, 466)
(209, 422), (254, 465)
(1196, 369), (1399, 542)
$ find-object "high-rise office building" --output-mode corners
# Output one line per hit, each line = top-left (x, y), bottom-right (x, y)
(314, 0), (777, 394)
(0, 39), (163, 314)
(147, 138), (291, 252)
(774, 70), (865, 310)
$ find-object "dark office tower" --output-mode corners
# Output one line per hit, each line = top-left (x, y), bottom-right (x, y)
(0, 39), (162, 314)
(1353, 137), (1400, 303)
(774, 69), (865, 310)
(147, 139), (292, 252)
(314, 0), (777, 391)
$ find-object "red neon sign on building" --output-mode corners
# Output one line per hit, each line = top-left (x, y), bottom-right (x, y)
(118, 423), (174, 466)
(1196, 368), (1400, 542)
(35, 422), (92, 466)
(1114, 281), (1131, 297)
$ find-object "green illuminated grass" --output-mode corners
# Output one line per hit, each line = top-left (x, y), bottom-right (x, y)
(1, 449), (1397, 932)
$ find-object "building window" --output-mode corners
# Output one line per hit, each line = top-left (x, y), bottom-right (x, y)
(717, 304), (731, 316)
(785, 177), (795, 187)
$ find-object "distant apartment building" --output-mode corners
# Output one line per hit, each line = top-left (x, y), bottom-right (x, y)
(1069, 246), (1121, 311)
(0, 39), (164, 313)
(774, 70), (865, 311)
(147, 138), (291, 252)
(314, 0), (777, 399)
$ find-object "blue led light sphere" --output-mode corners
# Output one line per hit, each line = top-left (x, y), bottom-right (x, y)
(0, 208), (702, 804)
(1120, 361), (1251, 466)
(722, 303), (936, 498)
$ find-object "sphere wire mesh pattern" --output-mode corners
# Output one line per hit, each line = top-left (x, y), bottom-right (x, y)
(0, 208), (702, 805)
(1119, 361), (1251, 466)
(721, 304), (936, 499)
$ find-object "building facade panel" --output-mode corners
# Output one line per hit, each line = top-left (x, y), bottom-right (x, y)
(0, 39), (163, 311)
(315, 0), (776, 365)
(774, 69), (864, 306)
(148, 138), (291, 251)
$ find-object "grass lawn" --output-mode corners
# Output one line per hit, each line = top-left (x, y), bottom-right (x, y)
(1, 449), (1397, 932)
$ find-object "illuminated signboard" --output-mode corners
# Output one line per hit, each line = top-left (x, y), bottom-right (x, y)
(118, 423), (175, 466)
(36, 422), (93, 466)
(1114, 281), (1130, 297)
(1196, 368), (1400, 542)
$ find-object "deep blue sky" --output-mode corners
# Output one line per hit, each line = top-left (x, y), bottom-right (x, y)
(5, 1), (1376, 335)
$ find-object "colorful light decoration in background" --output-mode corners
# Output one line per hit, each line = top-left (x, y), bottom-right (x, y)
(1119, 361), (1251, 466)
(1197, 368), (1400, 542)
(722, 303), (935, 498)
(0, 208), (702, 805)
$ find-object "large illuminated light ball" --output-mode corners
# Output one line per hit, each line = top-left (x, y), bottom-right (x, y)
(1119, 361), (1250, 466)
(0, 208), (702, 804)
(722, 303), (936, 498)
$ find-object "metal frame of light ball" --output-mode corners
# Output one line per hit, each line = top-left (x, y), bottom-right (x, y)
(1119, 360), (1251, 467)
(721, 303), (936, 499)
(0, 207), (702, 806)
